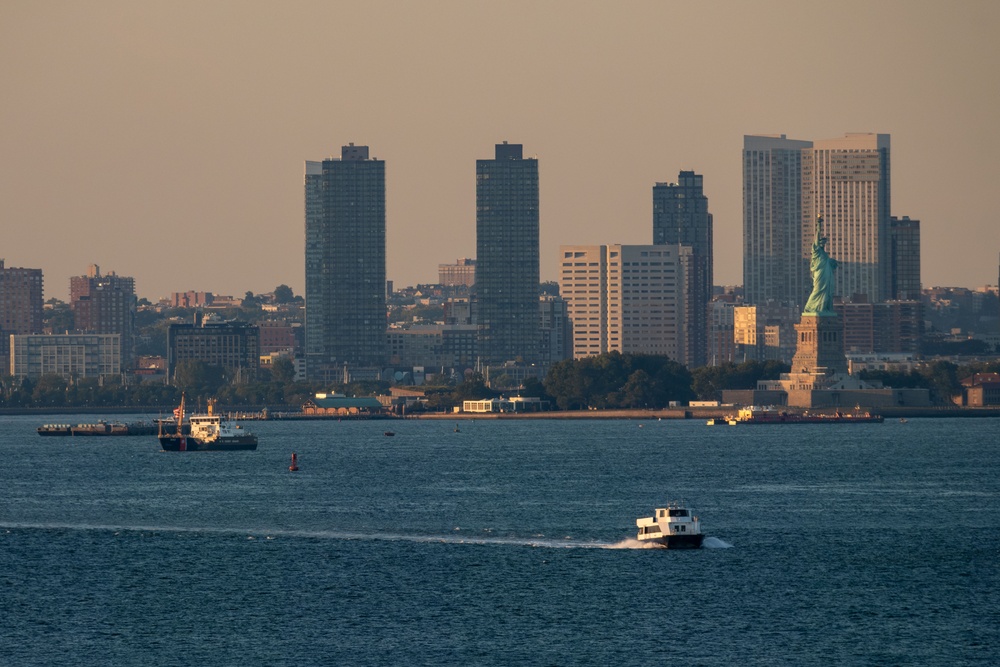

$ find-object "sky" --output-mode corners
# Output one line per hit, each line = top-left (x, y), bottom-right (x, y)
(2, 1), (999, 302)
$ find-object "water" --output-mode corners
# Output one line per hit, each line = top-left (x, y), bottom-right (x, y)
(2, 415), (998, 665)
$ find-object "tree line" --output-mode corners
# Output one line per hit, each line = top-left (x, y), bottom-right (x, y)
(3, 353), (998, 411)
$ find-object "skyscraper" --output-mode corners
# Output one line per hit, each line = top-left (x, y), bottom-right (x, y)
(804, 133), (892, 303)
(744, 133), (892, 306)
(889, 216), (921, 301)
(652, 171), (712, 367)
(70, 264), (136, 369)
(743, 134), (813, 307)
(304, 144), (386, 381)
(475, 142), (539, 364)
(0, 259), (43, 373)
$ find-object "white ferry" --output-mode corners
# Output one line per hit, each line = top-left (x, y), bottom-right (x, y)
(636, 504), (704, 549)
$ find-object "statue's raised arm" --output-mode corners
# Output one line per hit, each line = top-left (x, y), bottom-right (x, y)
(802, 215), (838, 315)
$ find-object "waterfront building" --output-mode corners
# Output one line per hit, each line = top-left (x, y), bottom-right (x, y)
(167, 318), (259, 383)
(653, 171), (712, 367)
(305, 144), (386, 382)
(475, 142), (540, 364)
(889, 216), (921, 301)
(0, 259), (44, 373)
(70, 265), (136, 369)
(559, 244), (691, 365)
(387, 323), (478, 373)
(438, 258), (476, 288)
(10, 333), (120, 381)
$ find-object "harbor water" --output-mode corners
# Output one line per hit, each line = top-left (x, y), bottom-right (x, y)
(2, 415), (998, 665)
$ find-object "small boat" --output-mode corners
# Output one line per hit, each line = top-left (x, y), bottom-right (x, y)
(636, 504), (704, 549)
(384, 431), (395, 437)
(899, 418), (908, 423)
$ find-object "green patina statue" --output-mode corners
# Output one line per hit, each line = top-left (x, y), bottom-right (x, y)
(803, 215), (838, 315)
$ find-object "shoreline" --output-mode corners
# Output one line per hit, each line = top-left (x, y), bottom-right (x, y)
(7, 406), (998, 419)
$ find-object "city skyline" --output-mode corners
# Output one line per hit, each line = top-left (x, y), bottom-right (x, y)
(3, 2), (999, 300)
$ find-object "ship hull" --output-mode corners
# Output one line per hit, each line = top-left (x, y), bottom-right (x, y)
(158, 435), (258, 452)
(640, 534), (705, 549)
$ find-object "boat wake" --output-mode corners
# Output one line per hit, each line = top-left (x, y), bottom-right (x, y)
(2, 522), (733, 551)
(703, 536), (733, 548)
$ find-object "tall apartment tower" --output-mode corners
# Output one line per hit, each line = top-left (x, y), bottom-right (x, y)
(70, 264), (137, 369)
(0, 259), (44, 373)
(744, 133), (892, 306)
(559, 244), (691, 364)
(889, 216), (921, 301)
(805, 133), (892, 303)
(475, 142), (540, 364)
(304, 144), (386, 381)
(743, 135), (813, 307)
(652, 171), (712, 367)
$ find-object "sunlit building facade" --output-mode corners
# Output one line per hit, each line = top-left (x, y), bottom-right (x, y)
(304, 144), (386, 381)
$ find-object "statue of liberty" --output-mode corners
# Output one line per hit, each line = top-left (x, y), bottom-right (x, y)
(803, 215), (838, 315)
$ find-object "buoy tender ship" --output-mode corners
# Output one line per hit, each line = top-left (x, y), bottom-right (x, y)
(636, 504), (704, 549)
(158, 396), (257, 452)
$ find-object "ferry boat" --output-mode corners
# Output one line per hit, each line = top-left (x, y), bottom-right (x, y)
(636, 504), (704, 549)
(725, 406), (883, 425)
(158, 396), (257, 452)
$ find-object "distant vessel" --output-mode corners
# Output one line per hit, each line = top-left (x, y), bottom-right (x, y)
(636, 504), (704, 549)
(37, 424), (72, 436)
(723, 406), (883, 425)
(37, 421), (158, 437)
(158, 396), (257, 452)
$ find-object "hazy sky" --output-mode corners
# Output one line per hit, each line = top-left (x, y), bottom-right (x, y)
(2, 1), (998, 301)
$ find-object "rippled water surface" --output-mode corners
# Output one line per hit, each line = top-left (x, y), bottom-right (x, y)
(2, 415), (998, 665)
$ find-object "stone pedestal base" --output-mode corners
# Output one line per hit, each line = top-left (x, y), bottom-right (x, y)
(790, 313), (847, 375)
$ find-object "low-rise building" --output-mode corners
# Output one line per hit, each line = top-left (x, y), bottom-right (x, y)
(10, 333), (121, 380)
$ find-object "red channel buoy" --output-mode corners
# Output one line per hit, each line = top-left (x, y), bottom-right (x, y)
(289, 452), (299, 472)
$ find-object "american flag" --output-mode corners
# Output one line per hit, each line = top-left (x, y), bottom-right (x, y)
(173, 407), (182, 419)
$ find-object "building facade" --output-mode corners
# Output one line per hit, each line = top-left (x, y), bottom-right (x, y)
(652, 171), (712, 367)
(743, 135), (813, 308)
(167, 320), (260, 383)
(0, 259), (44, 373)
(70, 264), (136, 369)
(889, 216), (921, 301)
(438, 258), (476, 288)
(744, 133), (892, 307)
(559, 244), (691, 364)
(805, 133), (892, 303)
(305, 144), (387, 381)
(10, 333), (121, 380)
(475, 142), (540, 364)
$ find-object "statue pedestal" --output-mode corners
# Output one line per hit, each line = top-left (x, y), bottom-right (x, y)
(790, 313), (847, 375)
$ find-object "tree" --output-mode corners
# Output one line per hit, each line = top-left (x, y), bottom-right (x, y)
(273, 285), (295, 304)
(271, 357), (296, 384)
(242, 291), (260, 309)
(174, 360), (226, 398)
